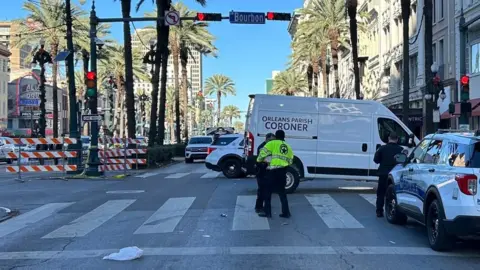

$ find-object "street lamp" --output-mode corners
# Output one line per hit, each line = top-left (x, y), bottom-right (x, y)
(31, 39), (52, 138)
(424, 62), (446, 131)
(143, 39), (157, 77)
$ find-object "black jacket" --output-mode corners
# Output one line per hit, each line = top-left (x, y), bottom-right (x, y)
(256, 141), (268, 177)
(374, 143), (403, 175)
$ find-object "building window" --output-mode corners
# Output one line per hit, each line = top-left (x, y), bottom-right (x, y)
(470, 42), (480, 74)
(409, 54), (418, 87)
(433, 0), (436, 23)
(432, 43), (437, 64)
(440, 0), (444, 19)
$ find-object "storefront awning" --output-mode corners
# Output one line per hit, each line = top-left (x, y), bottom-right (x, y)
(440, 98), (480, 119)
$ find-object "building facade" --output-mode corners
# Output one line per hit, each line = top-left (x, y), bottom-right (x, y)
(0, 22), (32, 80)
(0, 44), (10, 131)
(265, 70), (280, 94)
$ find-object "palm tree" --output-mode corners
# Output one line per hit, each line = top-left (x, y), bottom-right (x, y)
(271, 70), (308, 96)
(300, 0), (349, 98)
(233, 121), (244, 133)
(222, 105), (241, 126)
(204, 75), (236, 125)
(347, 0), (361, 100)
(13, 0), (92, 137)
(165, 85), (176, 143)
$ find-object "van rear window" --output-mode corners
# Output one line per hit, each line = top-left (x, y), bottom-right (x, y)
(212, 137), (236, 146)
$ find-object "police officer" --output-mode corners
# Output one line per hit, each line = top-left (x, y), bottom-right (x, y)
(255, 133), (275, 213)
(373, 132), (403, 217)
(256, 130), (293, 218)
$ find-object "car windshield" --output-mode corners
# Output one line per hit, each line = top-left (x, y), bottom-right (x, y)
(189, 137), (212, 144)
(81, 138), (90, 144)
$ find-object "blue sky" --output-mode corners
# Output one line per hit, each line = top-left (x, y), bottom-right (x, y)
(1, 0), (302, 121)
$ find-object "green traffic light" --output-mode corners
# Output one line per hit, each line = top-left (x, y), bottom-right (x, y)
(86, 88), (96, 97)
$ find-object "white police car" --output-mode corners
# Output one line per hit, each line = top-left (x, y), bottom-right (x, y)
(185, 136), (213, 163)
(386, 130), (480, 251)
(205, 134), (246, 178)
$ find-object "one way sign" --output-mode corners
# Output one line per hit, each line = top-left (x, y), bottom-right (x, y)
(82, 114), (103, 122)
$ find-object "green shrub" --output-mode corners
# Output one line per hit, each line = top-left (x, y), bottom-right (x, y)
(147, 145), (174, 168)
(170, 143), (186, 157)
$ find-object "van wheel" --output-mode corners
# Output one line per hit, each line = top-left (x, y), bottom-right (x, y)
(426, 199), (454, 251)
(285, 166), (300, 194)
(385, 184), (408, 225)
(221, 158), (242, 178)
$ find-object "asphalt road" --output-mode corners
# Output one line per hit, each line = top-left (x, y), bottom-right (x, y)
(0, 161), (479, 270)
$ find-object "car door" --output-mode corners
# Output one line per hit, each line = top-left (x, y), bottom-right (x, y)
(397, 138), (431, 208)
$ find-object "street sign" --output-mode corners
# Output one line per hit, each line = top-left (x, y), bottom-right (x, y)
(229, 11), (265, 24)
(82, 114), (103, 122)
(19, 99), (40, 106)
(165, 10), (180, 26)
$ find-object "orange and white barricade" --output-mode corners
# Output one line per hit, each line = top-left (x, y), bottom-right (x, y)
(99, 136), (147, 176)
(5, 137), (78, 182)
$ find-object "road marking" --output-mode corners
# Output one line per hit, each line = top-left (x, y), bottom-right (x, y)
(194, 167), (211, 174)
(305, 194), (364, 229)
(106, 190), (145, 194)
(0, 246), (477, 259)
(135, 172), (160, 178)
(200, 172), (221, 178)
(165, 173), (190, 179)
(232, 195), (270, 231)
(359, 194), (377, 206)
(42, 200), (135, 238)
(0, 203), (73, 238)
(134, 197), (195, 234)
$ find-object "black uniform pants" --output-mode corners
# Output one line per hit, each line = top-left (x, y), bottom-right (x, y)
(376, 174), (389, 213)
(263, 167), (290, 216)
(255, 175), (265, 210)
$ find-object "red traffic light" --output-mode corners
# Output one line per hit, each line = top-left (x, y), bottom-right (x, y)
(86, 71), (96, 80)
(196, 12), (222, 21)
(267, 12), (274, 20)
(461, 75), (469, 86)
(266, 12), (291, 21)
(197, 13), (205, 21)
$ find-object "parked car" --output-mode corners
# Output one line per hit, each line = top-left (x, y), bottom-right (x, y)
(205, 134), (246, 178)
(387, 130), (480, 251)
(185, 136), (213, 163)
(243, 94), (419, 193)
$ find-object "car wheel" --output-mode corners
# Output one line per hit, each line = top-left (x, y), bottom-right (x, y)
(426, 199), (454, 251)
(285, 166), (300, 194)
(185, 158), (193, 163)
(221, 158), (242, 178)
(385, 184), (408, 225)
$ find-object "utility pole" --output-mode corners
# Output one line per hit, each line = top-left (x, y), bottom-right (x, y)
(86, 1), (101, 176)
(423, 0), (434, 135)
(65, 0), (82, 171)
(401, 0), (410, 127)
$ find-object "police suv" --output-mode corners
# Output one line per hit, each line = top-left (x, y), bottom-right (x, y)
(387, 130), (480, 251)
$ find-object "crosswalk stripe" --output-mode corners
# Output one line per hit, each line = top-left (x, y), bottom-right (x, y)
(232, 195), (270, 231)
(165, 173), (190, 179)
(0, 203), (73, 238)
(201, 172), (221, 178)
(42, 200), (135, 238)
(135, 172), (160, 178)
(359, 194), (376, 206)
(305, 194), (364, 229)
(134, 197), (196, 234)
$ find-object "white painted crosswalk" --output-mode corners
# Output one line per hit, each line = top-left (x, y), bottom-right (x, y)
(0, 193), (380, 240)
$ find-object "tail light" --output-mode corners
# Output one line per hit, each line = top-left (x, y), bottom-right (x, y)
(207, 147), (216, 155)
(455, 174), (478, 195)
(245, 131), (254, 156)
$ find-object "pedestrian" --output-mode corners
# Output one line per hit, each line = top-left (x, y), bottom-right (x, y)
(256, 130), (293, 218)
(373, 132), (403, 217)
(255, 133), (275, 213)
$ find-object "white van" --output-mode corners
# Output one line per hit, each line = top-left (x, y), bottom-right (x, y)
(243, 94), (420, 193)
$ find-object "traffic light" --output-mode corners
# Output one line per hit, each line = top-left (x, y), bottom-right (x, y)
(266, 12), (291, 21)
(86, 71), (96, 98)
(196, 13), (222, 21)
(460, 75), (472, 114)
(448, 102), (455, 115)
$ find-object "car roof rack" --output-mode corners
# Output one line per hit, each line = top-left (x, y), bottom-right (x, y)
(435, 129), (480, 136)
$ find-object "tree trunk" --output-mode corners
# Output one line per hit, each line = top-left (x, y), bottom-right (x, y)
(312, 61), (320, 97)
(51, 44), (59, 137)
(113, 75), (124, 137)
(155, 0), (171, 146)
(216, 91), (221, 125)
(321, 48), (328, 97)
(171, 37), (181, 143)
(329, 31), (341, 98)
(348, 1), (361, 99)
(121, 0), (136, 139)
(180, 44), (189, 142)
(307, 65), (313, 94)
(120, 95), (125, 138)
(401, 0), (411, 127)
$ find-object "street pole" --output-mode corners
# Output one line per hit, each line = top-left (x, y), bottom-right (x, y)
(423, 0), (434, 135)
(39, 63), (46, 138)
(459, 9), (469, 127)
(401, 0), (411, 127)
(65, 0), (82, 171)
(86, 1), (101, 176)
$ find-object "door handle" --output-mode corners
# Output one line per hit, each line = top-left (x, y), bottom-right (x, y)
(376, 144), (381, 150)
(428, 168), (435, 173)
(408, 168), (414, 172)
(362, 143), (367, 152)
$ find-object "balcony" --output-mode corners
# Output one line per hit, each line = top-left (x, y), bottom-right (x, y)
(382, 8), (390, 27)
(393, 1), (401, 19)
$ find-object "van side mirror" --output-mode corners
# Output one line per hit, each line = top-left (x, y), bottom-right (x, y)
(394, 153), (407, 164)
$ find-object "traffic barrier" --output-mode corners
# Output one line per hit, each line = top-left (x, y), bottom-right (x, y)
(100, 136), (147, 177)
(5, 136), (78, 182)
